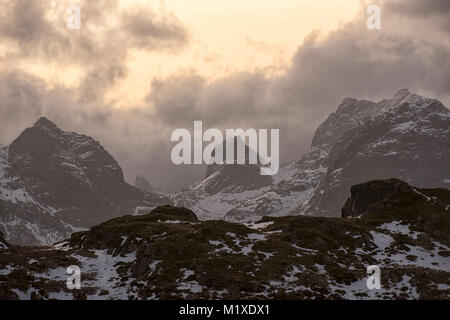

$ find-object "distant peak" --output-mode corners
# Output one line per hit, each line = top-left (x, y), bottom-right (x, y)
(135, 175), (154, 192)
(33, 117), (59, 131)
(393, 88), (410, 100)
(342, 97), (357, 103)
(335, 97), (358, 113)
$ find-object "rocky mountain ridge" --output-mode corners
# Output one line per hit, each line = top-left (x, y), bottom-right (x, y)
(0, 118), (170, 246)
(1, 89), (448, 245)
(172, 89), (450, 221)
(0, 179), (449, 300)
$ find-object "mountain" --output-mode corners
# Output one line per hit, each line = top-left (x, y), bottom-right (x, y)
(202, 163), (272, 195)
(0, 180), (449, 300)
(1, 89), (448, 244)
(135, 175), (154, 192)
(174, 89), (450, 221)
(171, 137), (273, 220)
(202, 136), (272, 194)
(304, 89), (450, 216)
(0, 118), (170, 246)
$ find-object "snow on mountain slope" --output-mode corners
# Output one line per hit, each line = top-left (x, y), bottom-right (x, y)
(0, 118), (171, 246)
(1, 89), (447, 244)
(173, 89), (450, 221)
(304, 89), (450, 216)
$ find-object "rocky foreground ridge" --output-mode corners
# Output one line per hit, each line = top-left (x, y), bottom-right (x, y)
(0, 179), (449, 300)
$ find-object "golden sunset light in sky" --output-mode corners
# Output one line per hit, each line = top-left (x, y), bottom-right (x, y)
(111, 0), (360, 107)
(7, 0), (361, 108)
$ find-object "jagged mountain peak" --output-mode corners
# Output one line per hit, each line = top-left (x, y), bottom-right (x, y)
(172, 90), (450, 222)
(1, 118), (171, 246)
(304, 90), (450, 217)
(200, 136), (272, 194)
(310, 89), (448, 151)
(393, 88), (410, 100)
(33, 117), (60, 132)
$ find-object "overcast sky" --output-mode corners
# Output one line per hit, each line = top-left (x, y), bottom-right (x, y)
(0, 0), (449, 190)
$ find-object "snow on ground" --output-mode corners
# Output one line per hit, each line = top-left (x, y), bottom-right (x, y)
(353, 226), (450, 272)
(176, 269), (204, 297)
(332, 274), (419, 300)
(370, 231), (395, 251)
(378, 221), (420, 239)
(413, 188), (431, 201)
(0, 265), (14, 276)
(71, 250), (138, 299)
(11, 288), (34, 300)
(176, 281), (204, 296)
(207, 231), (269, 256)
(244, 221), (274, 230)
(247, 233), (266, 241)
(388, 242), (450, 271)
(148, 260), (161, 276)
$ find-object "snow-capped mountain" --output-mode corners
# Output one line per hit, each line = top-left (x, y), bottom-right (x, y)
(173, 89), (450, 221)
(305, 89), (450, 216)
(0, 118), (170, 246)
(201, 137), (273, 195)
(1, 89), (448, 244)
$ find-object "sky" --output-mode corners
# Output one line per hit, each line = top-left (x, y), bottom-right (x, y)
(0, 0), (449, 190)
(108, 0), (361, 108)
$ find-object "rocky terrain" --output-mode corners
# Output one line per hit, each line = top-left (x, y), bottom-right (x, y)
(0, 118), (170, 246)
(0, 179), (449, 300)
(0, 231), (9, 250)
(172, 89), (450, 221)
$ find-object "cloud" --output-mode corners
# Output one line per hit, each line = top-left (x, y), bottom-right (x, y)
(147, 3), (450, 152)
(0, 0), (449, 190)
(143, 1), (450, 187)
(386, 0), (450, 16)
(0, 0), (190, 104)
(122, 6), (189, 51)
(384, 0), (450, 34)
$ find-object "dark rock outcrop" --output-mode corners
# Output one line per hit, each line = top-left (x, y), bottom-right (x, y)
(0, 231), (9, 249)
(149, 205), (199, 223)
(341, 178), (450, 219)
(68, 205), (199, 254)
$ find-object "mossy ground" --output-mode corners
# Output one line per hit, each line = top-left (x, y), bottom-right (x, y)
(0, 202), (449, 300)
